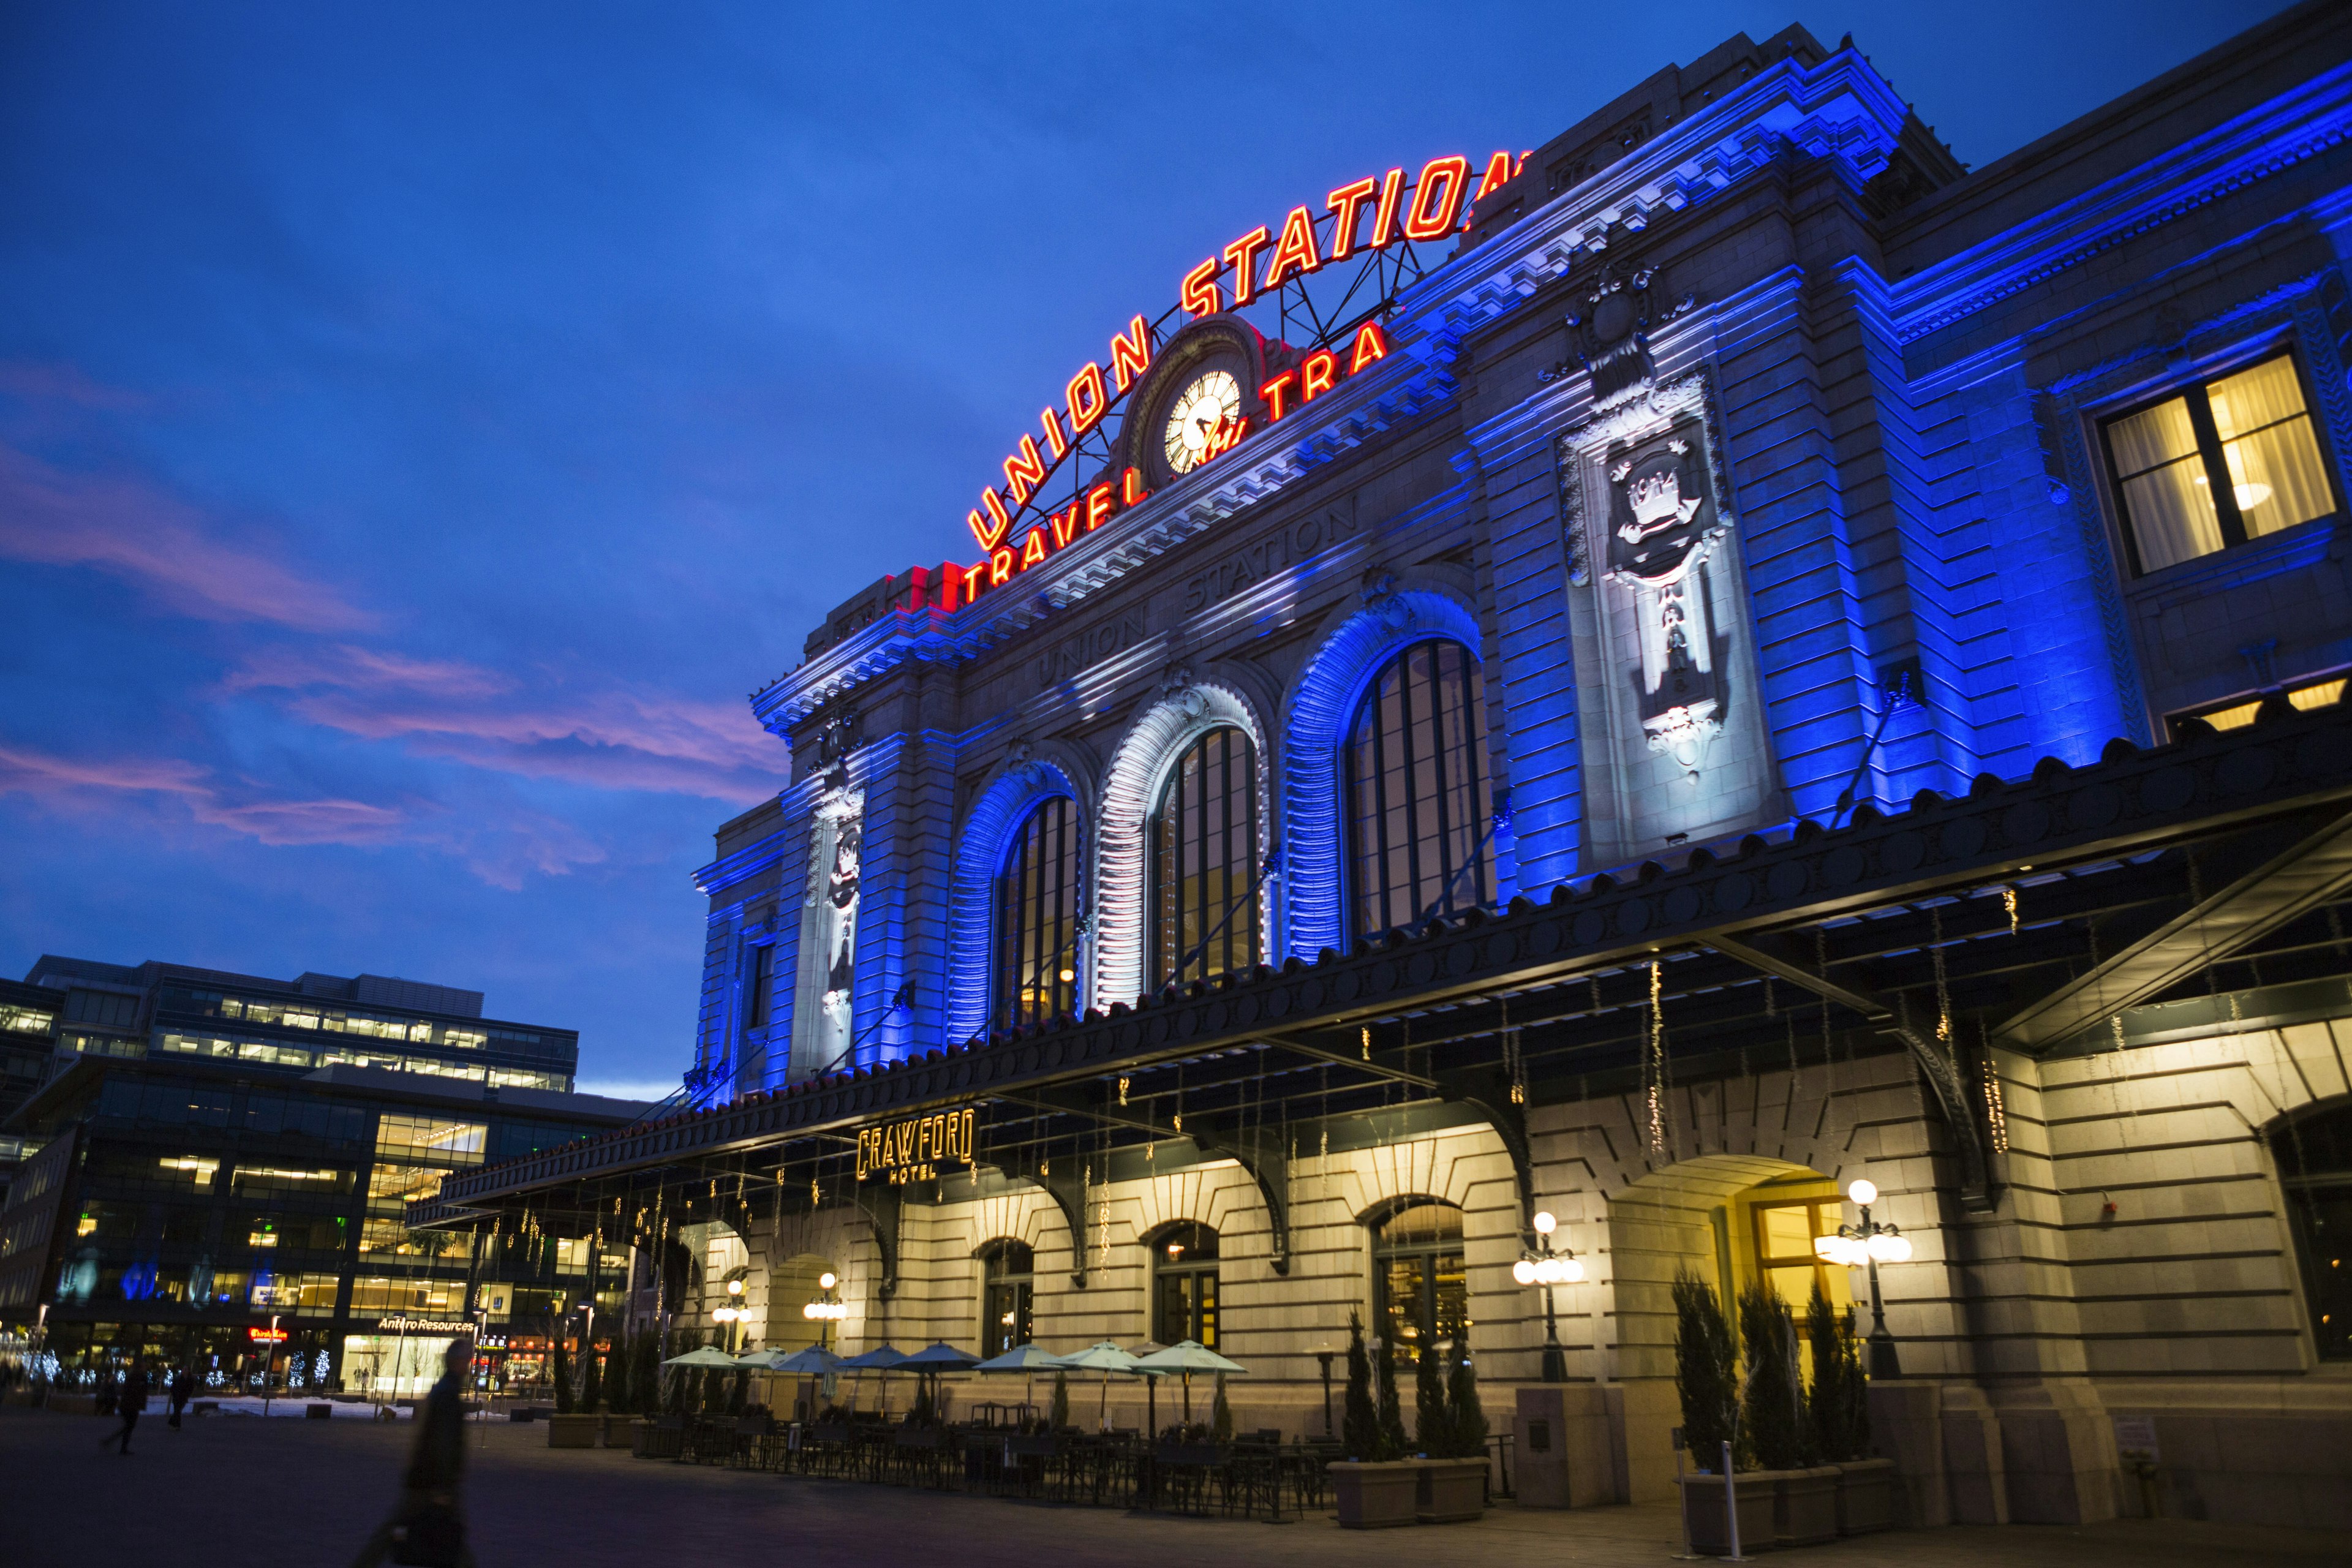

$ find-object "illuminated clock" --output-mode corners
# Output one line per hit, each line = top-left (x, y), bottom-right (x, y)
(1163, 369), (1243, 475)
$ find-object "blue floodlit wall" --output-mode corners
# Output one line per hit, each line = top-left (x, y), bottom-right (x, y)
(692, 25), (2352, 1096)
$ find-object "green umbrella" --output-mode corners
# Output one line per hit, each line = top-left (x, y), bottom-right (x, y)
(660, 1347), (745, 1368)
(1051, 1340), (1144, 1432)
(1133, 1340), (1245, 1423)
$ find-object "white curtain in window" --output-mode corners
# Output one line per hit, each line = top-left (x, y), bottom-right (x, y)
(2209, 358), (2332, 538)
(2111, 397), (2221, 570)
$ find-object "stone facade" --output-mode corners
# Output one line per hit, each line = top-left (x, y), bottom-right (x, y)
(480, 5), (2352, 1536)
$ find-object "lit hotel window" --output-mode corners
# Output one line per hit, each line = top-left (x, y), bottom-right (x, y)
(2102, 350), (2339, 574)
(2168, 666), (2350, 739)
(992, 797), (1082, 1028)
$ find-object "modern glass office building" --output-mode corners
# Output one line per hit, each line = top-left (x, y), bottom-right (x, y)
(0, 958), (641, 1393)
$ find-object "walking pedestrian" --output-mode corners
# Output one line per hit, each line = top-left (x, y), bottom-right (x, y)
(99, 1358), (149, 1456)
(167, 1366), (196, 1429)
(350, 1338), (477, 1567)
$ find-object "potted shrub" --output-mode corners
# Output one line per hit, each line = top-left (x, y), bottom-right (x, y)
(1414, 1316), (1488, 1524)
(548, 1338), (601, 1449)
(1810, 1291), (1893, 1534)
(1741, 1281), (1837, 1547)
(1673, 1272), (1771, 1556)
(1327, 1313), (1417, 1528)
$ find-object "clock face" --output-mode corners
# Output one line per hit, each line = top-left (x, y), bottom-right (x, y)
(1163, 369), (1243, 475)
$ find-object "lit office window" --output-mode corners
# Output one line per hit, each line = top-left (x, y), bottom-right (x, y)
(2103, 350), (2339, 574)
(1151, 726), (1261, 989)
(1345, 639), (1495, 938)
(992, 797), (1082, 1028)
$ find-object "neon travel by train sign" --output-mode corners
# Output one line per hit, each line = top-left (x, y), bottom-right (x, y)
(944, 149), (1525, 608)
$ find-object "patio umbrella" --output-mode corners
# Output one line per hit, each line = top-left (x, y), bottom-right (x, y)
(839, 1343), (907, 1415)
(659, 1347), (745, 1368)
(897, 1343), (979, 1421)
(1052, 1340), (1142, 1432)
(768, 1344), (845, 1419)
(1133, 1340), (1246, 1423)
(974, 1342), (1061, 1412)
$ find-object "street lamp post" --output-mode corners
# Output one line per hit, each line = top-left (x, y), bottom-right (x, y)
(1814, 1179), (1912, 1378)
(713, 1276), (746, 1354)
(1511, 1211), (1583, 1384)
(801, 1272), (846, 1350)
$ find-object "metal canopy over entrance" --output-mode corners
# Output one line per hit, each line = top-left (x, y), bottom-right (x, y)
(418, 700), (2352, 1250)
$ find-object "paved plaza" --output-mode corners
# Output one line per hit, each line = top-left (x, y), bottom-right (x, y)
(1, 1406), (2344, 1567)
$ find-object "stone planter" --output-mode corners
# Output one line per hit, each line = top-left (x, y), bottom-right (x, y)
(1834, 1457), (1896, 1535)
(547, 1412), (604, 1448)
(627, 1417), (655, 1457)
(1415, 1456), (1490, 1523)
(1329, 1460), (1420, 1528)
(46, 1393), (98, 1416)
(1774, 1466), (1841, 1545)
(1679, 1471), (1777, 1556)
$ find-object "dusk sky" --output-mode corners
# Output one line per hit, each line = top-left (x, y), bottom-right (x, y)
(0, 1), (2288, 1098)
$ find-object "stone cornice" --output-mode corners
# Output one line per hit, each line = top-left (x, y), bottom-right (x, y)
(1887, 60), (2352, 347)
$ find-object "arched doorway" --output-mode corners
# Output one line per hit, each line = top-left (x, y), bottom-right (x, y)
(1607, 1155), (1856, 1501)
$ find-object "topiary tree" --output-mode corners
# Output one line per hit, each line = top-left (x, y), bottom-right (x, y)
(1210, 1372), (1234, 1445)
(1835, 1306), (1872, 1461)
(1806, 1281), (1844, 1461)
(1049, 1368), (1069, 1430)
(606, 1332), (633, 1415)
(1375, 1331), (1409, 1460)
(581, 1341), (603, 1412)
(552, 1338), (573, 1414)
(1444, 1320), (1488, 1460)
(1413, 1300), (1450, 1457)
(1672, 1270), (1738, 1472)
(1738, 1280), (1804, 1470)
(1341, 1311), (1384, 1461)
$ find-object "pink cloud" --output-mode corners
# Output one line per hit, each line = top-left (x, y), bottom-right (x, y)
(229, 650), (780, 805)
(0, 736), (606, 883)
(0, 443), (375, 632)
(0, 739), (405, 848)
(0, 743), (214, 799)
(0, 360), (149, 411)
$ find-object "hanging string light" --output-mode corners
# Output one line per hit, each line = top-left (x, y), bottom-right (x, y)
(1501, 995), (1526, 1106)
(1360, 1025), (1371, 1062)
(1931, 905), (1956, 1049)
(2003, 886), (2020, 937)
(1645, 960), (1668, 1161)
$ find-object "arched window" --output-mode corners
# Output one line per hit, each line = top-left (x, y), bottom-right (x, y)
(992, 797), (1082, 1028)
(1371, 1201), (1466, 1354)
(1151, 726), (1261, 988)
(1148, 1221), (1219, 1348)
(1344, 639), (1494, 938)
(2274, 1101), (2352, 1361)
(978, 1240), (1034, 1357)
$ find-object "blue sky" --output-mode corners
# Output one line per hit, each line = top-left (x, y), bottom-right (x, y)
(0, 0), (2289, 1096)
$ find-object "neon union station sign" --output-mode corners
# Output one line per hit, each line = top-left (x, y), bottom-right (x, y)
(948, 150), (1523, 605)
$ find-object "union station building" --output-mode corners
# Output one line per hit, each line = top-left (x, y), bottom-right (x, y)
(431, 6), (2352, 1530)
